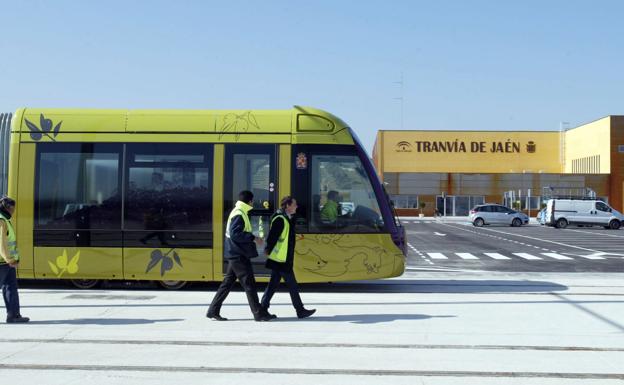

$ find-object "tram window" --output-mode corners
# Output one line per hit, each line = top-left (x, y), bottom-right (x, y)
(35, 143), (122, 230)
(310, 154), (384, 233)
(231, 153), (271, 211)
(124, 143), (212, 231)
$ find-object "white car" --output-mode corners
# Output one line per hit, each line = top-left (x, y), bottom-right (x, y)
(545, 199), (623, 229)
(469, 204), (529, 227)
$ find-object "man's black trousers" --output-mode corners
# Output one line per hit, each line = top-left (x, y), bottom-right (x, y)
(208, 258), (262, 317)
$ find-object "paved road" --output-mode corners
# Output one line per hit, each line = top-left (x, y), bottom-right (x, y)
(403, 219), (624, 273)
(1, 272), (623, 384)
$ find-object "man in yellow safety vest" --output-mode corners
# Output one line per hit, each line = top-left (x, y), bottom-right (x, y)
(0, 196), (29, 323)
(207, 190), (273, 321)
(260, 196), (315, 319)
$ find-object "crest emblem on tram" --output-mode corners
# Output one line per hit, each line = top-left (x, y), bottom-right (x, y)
(296, 152), (308, 169)
(395, 141), (412, 152)
(526, 141), (536, 153)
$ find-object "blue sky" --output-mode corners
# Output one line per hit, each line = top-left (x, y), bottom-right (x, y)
(1, 1), (623, 152)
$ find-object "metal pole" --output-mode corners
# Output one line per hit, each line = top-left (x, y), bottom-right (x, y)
(393, 72), (404, 130)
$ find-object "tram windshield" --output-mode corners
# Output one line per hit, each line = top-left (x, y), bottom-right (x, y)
(310, 154), (384, 232)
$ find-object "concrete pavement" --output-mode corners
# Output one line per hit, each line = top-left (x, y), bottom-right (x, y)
(1, 272), (624, 384)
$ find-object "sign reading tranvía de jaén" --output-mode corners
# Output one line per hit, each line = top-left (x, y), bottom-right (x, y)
(395, 140), (537, 154)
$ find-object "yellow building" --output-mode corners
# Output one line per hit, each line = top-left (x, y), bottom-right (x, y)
(372, 116), (624, 215)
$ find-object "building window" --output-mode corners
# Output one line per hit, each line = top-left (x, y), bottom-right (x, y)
(390, 195), (418, 209)
(525, 196), (541, 210)
(619, 145), (624, 153)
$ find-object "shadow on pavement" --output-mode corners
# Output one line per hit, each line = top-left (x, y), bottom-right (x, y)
(27, 318), (183, 325)
(275, 313), (456, 324)
(298, 279), (569, 294)
(19, 279), (569, 294)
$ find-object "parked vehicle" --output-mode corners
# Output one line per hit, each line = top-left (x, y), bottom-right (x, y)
(469, 204), (529, 227)
(545, 199), (623, 229)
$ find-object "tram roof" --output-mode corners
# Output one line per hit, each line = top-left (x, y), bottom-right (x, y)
(13, 106), (350, 136)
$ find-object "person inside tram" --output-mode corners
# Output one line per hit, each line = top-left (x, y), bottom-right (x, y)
(320, 190), (348, 227)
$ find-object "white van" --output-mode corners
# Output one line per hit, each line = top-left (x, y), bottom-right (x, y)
(545, 199), (624, 229)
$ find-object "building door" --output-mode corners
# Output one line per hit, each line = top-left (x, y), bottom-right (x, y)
(436, 195), (454, 216)
(455, 196), (471, 216)
(224, 144), (277, 275)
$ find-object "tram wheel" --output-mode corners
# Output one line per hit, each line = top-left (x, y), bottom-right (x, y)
(70, 279), (100, 289)
(159, 280), (187, 290)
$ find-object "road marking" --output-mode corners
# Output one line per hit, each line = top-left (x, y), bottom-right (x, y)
(566, 228), (624, 239)
(2, 363), (624, 380)
(578, 253), (607, 260)
(439, 223), (624, 256)
(4, 337), (624, 352)
(513, 253), (542, 260)
(407, 243), (435, 265)
(484, 252), (511, 260)
(455, 252), (479, 260)
(541, 252), (573, 260)
(427, 252), (448, 260)
(434, 232), (446, 236)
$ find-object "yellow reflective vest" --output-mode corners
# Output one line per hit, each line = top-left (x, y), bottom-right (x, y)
(267, 214), (289, 263)
(225, 201), (253, 238)
(0, 212), (20, 263)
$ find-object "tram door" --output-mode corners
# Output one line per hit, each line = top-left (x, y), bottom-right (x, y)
(223, 144), (277, 275)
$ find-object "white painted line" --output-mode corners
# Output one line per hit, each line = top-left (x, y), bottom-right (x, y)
(455, 252), (479, 260)
(541, 252), (574, 260)
(513, 253), (543, 260)
(484, 252), (511, 260)
(427, 252), (448, 260)
(434, 232), (446, 236)
(567, 229), (624, 239)
(441, 223), (624, 256)
(578, 254), (607, 260)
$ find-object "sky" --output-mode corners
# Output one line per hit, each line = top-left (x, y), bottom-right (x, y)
(1, 0), (624, 153)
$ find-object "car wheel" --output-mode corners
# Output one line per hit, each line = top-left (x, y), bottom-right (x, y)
(555, 218), (568, 229)
(70, 279), (100, 289)
(511, 218), (522, 227)
(473, 218), (485, 227)
(159, 280), (187, 290)
(609, 220), (621, 230)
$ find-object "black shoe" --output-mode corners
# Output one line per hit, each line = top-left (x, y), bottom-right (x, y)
(261, 307), (277, 319)
(254, 312), (273, 322)
(297, 308), (316, 319)
(6, 315), (30, 323)
(206, 313), (228, 321)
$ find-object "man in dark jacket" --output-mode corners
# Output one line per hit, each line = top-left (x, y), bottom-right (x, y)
(0, 196), (29, 323)
(207, 190), (272, 322)
(261, 196), (315, 319)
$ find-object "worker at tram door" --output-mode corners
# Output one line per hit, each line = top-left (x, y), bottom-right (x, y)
(207, 190), (273, 322)
(0, 196), (29, 323)
(261, 196), (315, 319)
